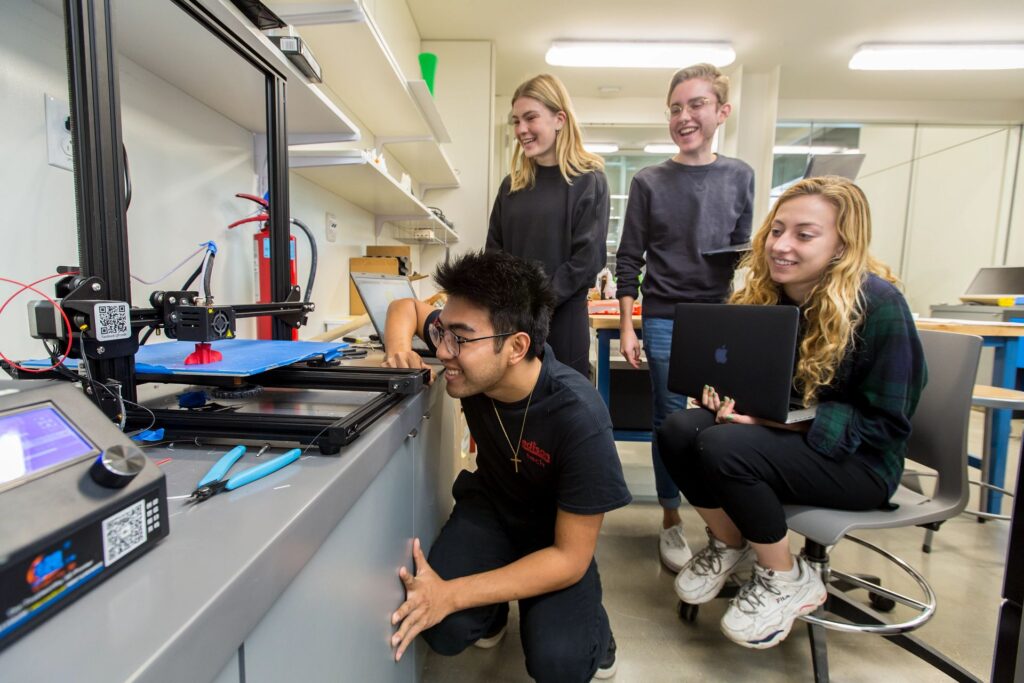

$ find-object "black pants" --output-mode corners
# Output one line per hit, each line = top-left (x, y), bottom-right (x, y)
(422, 473), (611, 683)
(547, 296), (590, 378)
(657, 408), (889, 544)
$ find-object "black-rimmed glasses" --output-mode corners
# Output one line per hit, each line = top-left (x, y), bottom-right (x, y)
(429, 318), (515, 358)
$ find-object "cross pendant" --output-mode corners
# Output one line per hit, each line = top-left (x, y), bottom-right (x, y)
(511, 453), (521, 473)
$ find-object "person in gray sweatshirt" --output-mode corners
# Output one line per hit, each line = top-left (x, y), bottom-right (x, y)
(614, 63), (754, 572)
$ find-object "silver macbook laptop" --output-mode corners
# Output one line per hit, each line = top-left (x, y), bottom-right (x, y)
(668, 303), (816, 424)
(958, 266), (1024, 304)
(350, 272), (434, 356)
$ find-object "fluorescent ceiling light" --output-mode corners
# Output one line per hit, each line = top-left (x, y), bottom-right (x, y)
(546, 41), (735, 69)
(584, 142), (619, 154)
(849, 43), (1024, 71)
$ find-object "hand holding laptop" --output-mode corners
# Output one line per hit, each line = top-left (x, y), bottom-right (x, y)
(702, 384), (810, 432)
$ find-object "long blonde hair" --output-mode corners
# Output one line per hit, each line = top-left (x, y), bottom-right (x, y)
(731, 176), (898, 405)
(508, 74), (603, 192)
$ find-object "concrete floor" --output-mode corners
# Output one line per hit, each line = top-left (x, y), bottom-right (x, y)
(423, 410), (1020, 682)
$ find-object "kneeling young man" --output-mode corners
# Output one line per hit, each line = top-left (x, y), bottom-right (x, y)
(385, 251), (630, 682)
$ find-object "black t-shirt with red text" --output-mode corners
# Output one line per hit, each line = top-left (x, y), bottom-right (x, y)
(424, 311), (631, 550)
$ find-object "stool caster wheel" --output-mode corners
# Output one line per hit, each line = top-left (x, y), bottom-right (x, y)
(678, 601), (700, 623)
(869, 592), (896, 612)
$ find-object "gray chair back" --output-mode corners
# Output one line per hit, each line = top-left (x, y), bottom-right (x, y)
(906, 330), (981, 513)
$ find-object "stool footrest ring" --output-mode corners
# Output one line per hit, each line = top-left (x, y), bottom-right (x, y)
(798, 534), (936, 636)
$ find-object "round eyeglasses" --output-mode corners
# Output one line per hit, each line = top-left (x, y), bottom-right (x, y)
(429, 318), (515, 358)
(664, 96), (713, 120)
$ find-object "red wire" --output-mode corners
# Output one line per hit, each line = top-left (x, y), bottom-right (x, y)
(0, 273), (78, 373)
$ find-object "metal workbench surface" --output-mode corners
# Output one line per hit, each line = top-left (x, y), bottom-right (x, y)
(0, 384), (433, 682)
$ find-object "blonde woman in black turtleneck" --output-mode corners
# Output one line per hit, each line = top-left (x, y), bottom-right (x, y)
(486, 74), (609, 377)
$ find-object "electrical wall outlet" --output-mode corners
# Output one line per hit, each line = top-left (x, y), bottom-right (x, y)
(325, 212), (338, 242)
(45, 94), (73, 171)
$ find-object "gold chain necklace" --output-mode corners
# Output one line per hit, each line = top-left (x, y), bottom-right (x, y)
(491, 389), (534, 473)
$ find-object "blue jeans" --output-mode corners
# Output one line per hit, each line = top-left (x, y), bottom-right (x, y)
(642, 316), (686, 509)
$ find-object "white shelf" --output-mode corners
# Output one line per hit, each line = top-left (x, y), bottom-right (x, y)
(288, 148), (458, 244)
(270, 1), (457, 183)
(386, 140), (459, 189)
(109, 0), (358, 142)
(288, 149), (428, 215)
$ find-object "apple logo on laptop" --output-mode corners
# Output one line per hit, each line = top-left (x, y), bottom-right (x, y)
(714, 345), (728, 364)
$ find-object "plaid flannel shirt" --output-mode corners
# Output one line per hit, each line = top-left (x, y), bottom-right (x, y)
(804, 274), (928, 496)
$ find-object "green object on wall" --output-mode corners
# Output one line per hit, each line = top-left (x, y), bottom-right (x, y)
(418, 52), (438, 95)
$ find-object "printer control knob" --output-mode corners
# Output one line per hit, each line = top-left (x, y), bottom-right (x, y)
(90, 444), (146, 488)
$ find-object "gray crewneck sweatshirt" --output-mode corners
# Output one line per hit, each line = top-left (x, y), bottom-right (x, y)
(615, 155), (754, 319)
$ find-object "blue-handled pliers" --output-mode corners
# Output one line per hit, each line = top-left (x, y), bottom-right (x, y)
(189, 445), (301, 502)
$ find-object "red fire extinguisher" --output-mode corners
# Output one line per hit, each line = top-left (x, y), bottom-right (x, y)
(228, 193), (298, 340)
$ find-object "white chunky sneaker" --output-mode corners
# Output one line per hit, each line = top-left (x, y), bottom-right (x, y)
(591, 633), (617, 680)
(720, 556), (827, 649)
(473, 620), (507, 649)
(674, 529), (754, 604)
(659, 523), (692, 572)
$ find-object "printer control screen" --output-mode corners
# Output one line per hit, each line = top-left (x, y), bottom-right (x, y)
(0, 403), (97, 486)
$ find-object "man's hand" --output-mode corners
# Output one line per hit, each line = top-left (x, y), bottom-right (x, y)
(382, 350), (434, 381)
(619, 326), (642, 369)
(391, 538), (454, 661)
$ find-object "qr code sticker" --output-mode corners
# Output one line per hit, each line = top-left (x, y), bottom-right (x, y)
(94, 302), (130, 341)
(102, 499), (147, 567)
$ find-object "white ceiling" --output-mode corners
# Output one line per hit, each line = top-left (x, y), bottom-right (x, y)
(406, 0), (1024, 103)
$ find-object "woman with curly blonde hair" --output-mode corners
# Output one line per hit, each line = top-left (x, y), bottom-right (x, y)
(657, 176), (927, 650)
(487, 74), (609, 377)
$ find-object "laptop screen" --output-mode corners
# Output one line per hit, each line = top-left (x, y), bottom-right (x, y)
(964, 267), (1024, 296)
(350, 272), (430, 351)
(803, 153), (865, 181)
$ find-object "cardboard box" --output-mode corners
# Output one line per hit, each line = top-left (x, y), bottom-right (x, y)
(349, 256), (399, 315)
(365, 245), (411, 259)
(365, 245), (411, 276)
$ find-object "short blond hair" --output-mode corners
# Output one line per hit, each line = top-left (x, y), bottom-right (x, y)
(666, 63), (729, 105)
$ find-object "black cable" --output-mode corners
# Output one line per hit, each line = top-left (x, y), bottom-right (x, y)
(203, 252), (215, 301)
(289, 217), (317, 303)
(181, 260), (204, 291)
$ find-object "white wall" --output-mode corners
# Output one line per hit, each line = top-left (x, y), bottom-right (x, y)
(1, 0), (80, 360)
(853, 125), (917, 274)
(901, 125), (1019, 314)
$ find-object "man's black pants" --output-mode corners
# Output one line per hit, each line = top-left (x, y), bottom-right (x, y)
(422, 473), (611, 683)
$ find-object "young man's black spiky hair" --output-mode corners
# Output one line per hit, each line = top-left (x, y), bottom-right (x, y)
(434, 250), (555, 359)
